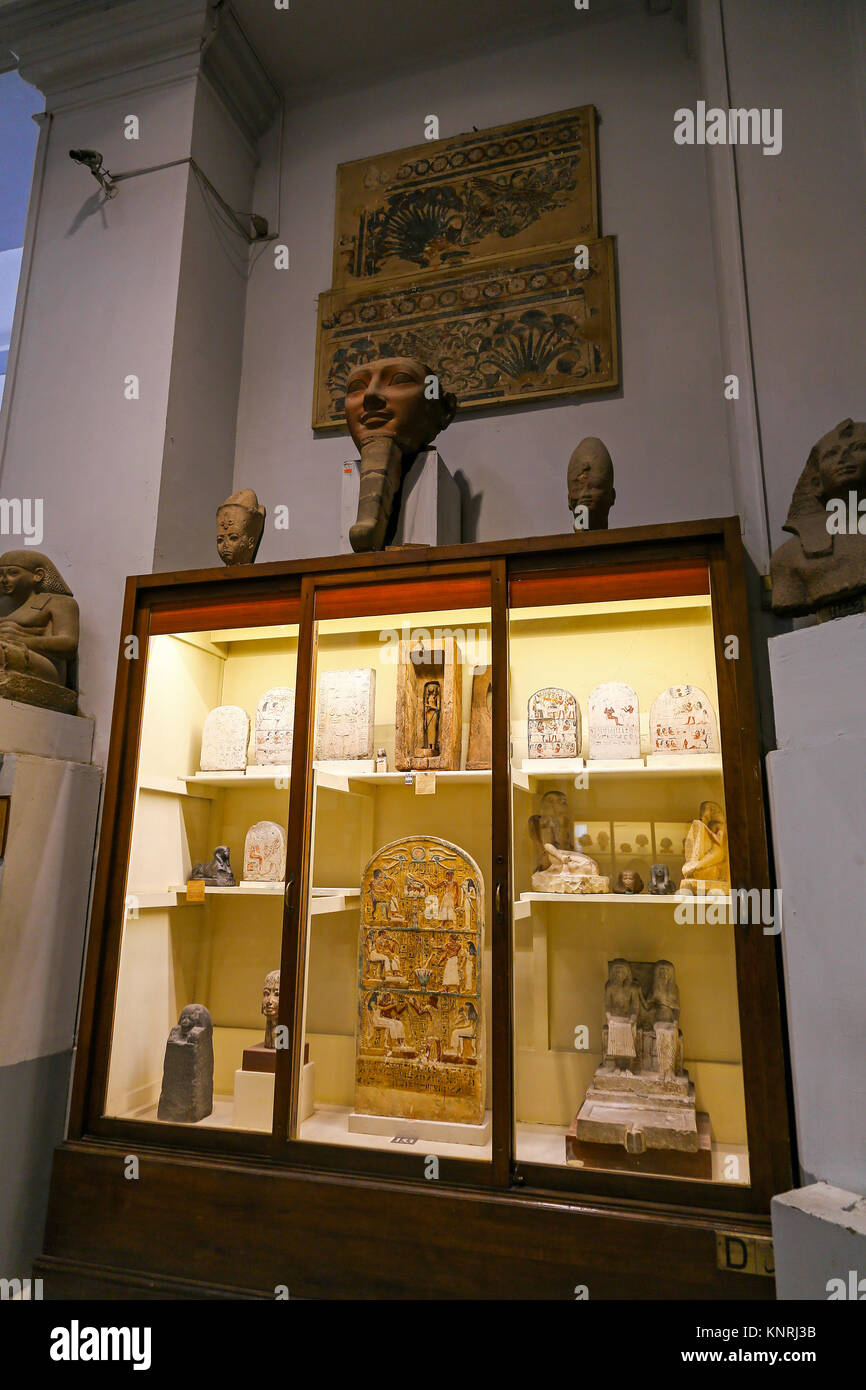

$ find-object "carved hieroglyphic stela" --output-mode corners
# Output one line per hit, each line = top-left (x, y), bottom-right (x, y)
(527, 686), (580, 759)
(354, 836), (484, 1127)
(649, 685), (719, 756)
(315, 668), (376, 761)
(395, 637), (462, 772)
(200, 705), (249, 771)
(255, 687), (295, 765)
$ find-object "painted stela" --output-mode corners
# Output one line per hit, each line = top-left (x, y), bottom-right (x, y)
(332, 106), (598, 287)
(355, 836), (484, 1126)
(527, 686), (580, 758)
(649, 685), (719, 755)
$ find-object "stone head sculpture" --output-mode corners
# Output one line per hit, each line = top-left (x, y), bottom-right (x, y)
(261, 969), (280, 1049)
(216, 489), (266, 566)
(344, 357), (458, 552)
(567, 437), (615, 531)
(771, 419), (866, 616)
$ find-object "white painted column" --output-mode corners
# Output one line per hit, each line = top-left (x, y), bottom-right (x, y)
(0, 0), (278, 763)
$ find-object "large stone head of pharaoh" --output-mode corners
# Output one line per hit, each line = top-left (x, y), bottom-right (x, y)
(344, 357), (457, 455)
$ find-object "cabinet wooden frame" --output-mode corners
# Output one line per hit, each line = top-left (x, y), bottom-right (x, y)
(64, 520), (793, 1234)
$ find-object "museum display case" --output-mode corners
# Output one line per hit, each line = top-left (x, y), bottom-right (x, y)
(38, 520), (793, 1299)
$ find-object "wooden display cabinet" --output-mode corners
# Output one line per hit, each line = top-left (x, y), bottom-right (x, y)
(37, 521), (794, 1299)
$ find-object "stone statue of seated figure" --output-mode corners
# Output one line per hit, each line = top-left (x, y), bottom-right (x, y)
(679, 800), (730, 896)
(0, 550), (79, 713)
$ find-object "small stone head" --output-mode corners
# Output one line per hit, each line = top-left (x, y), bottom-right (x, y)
(216, 490), (266, 566)
(178, 1003), (210, 1037)
(344, 357), (457, 454)
(618, 869), (644, 894)
(567, 437), (616, 530)
(609, 957), (631, 986)
(261, 969), (280, 1019)
(0, 550), (72, 602)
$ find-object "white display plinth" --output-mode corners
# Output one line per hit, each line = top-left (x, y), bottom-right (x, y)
(767, 613), (866, 1198)
(348, 1109), (492, 1146)
(232, 1061), (315, 1132)
(772, 1182), (866, 1300)
(340, 447), (461, 553)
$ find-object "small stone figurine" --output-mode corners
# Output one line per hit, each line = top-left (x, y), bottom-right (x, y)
(189, 846), (235, 886)
(0, 550), (79, 713)
(770, 419), (866, 617)
(157, 1004), (214, 1123)
(648, 863), (676, 895)
(344, 357), (458, 551)
(679, 800), (730, 896)
(614, 869), (644, 895)
(216, 489), (266, 566)
(567, 437), (616, 531)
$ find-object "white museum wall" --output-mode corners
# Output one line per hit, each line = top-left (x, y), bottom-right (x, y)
(720, 0), (866, 547)
(234, 7), (735, 561)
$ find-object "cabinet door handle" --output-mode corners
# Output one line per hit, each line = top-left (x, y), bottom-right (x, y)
(284, 874), (296, 911)
(495, 881), (504, 918)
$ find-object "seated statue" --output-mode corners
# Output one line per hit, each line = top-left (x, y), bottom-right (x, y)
(344, 357), (457, 552)
(770, 418), (866, 617)
(528, 789), (574, 871)
(679, 800), (730, 896)
(0, 550), (79, 713)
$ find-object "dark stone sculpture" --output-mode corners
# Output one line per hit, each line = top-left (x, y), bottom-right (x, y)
(216, 489), (266, 566)
(157, 1004), (214, 1123)
(648, 863), (676, 895)
(567, 437), (615, 531)
(614, 868), (644, 895)
(344, 357), (457, 552)
(189, 846), (235, 886)
(770, 419), (866, 617)
(0, 550), (79, 713)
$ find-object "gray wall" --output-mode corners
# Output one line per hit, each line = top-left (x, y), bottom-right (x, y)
(234, 9), (734, 559)
(722, 0), (866, 546)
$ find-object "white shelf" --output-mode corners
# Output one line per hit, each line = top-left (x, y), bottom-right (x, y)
(316, 768), (491, 793)
(518, 891), (697, 907)
(512, 754), (723, 789)
(157, 884), (360, 914)
(185, 766), (291, 788)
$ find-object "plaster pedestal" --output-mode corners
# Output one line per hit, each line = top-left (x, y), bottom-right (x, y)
(348, 1109), (491, 1146)
(340, 448), (461, 552)
(232, 1061), (315, 1132)
(0, 703), (101, 1276)
(766, 614), (866, 1290)
(772, 1183), (866, 1300)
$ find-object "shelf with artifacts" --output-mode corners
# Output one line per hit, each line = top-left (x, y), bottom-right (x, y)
(47, 522), (793, 1303)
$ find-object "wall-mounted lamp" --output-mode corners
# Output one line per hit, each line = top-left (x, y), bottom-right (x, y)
(69, 149), (117, 198)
